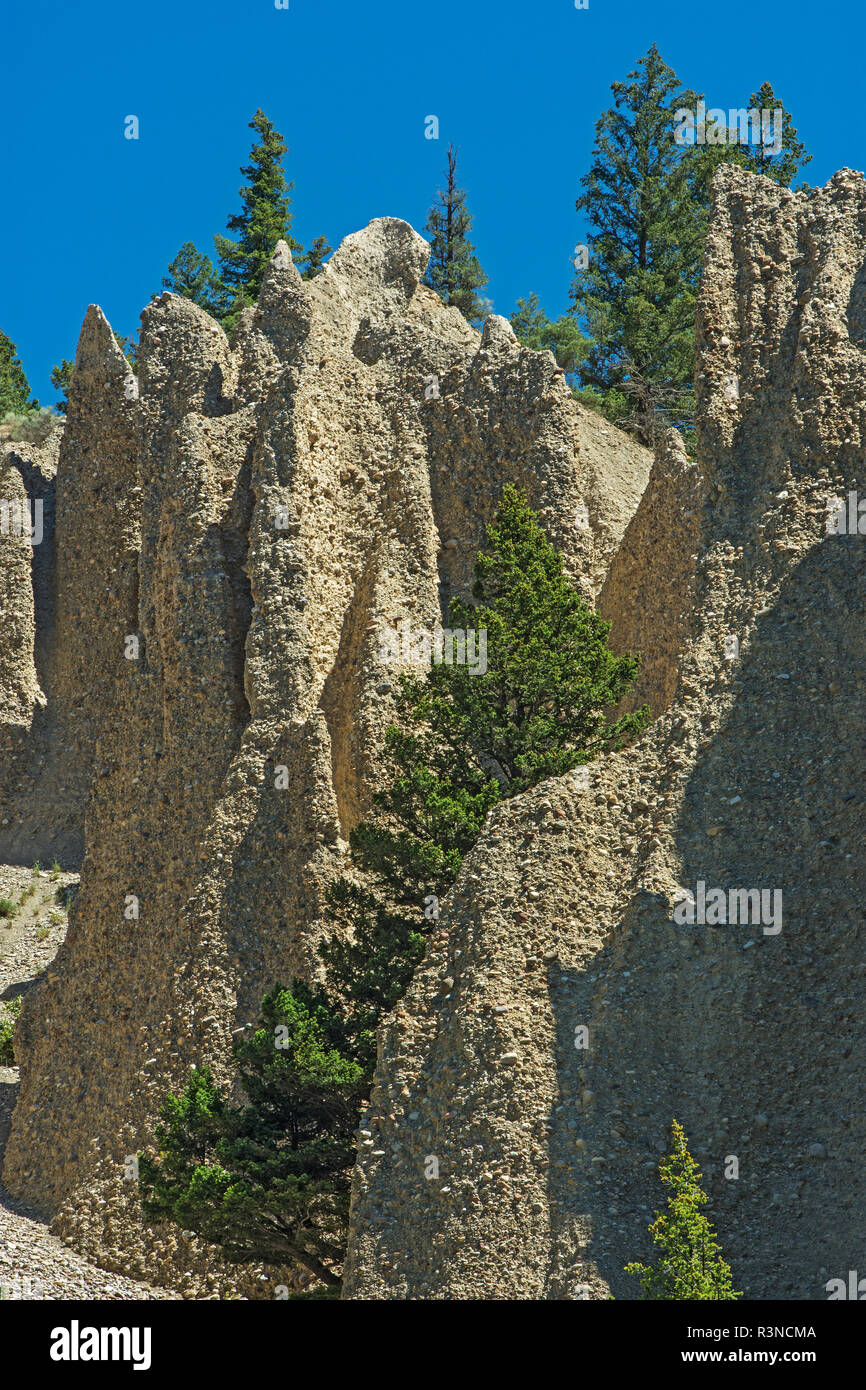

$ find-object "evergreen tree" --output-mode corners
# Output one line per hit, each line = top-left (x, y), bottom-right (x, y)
(300, 234), (333, 280)
(510, 294), (590, 379)
(354, 485), (648, 899)
(689, 82), (811, 194)
(162, 241), (232, 320)
(424, 145), (489, 324)
(625, 1120), (741, 1300)
(569, 46), (703, 446)
(0, 330), (33, 414)
(138, 985), (365, 1289)
(320, 883), (425, 1074)
(50, 359), (75, 415)
(570, 50), (812, 447)
(214, 110), (304, 299)
(739, 83), (811, 185)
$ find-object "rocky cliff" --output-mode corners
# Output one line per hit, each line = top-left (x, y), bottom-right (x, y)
(1, 217), (650, 1290)
(8, 163), (863, 1301)
(342, 166), (866, 1299)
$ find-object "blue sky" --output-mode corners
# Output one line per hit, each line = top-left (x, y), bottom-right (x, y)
(1, 0), (860, 403)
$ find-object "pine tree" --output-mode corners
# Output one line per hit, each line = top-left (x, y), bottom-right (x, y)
(138, 985), (365, 1289)
(569, 46), (703, 446)
(50, 359), (75, 415)
(510, 293), (590, 379)
(320, 883), (425, 1074)
(689, 82), (811, 194)
(214, 110), (305, 299)
(625, 1120), (741, 1299)
(300, 234), (333, 280)
(424, 145), (489, 324)
(162, 241), (232, 320)
(0, 330), (33, 415)
(739, 83), (811, 185)
(350, 484), (648, 937)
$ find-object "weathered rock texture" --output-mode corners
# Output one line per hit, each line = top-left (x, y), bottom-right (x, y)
(599, 427), (705, 716)
(2, 219), (650, 1289)
(0, 423), (64, 860)
(0, 322), (140, 870)
(343, 166), (866, 1299)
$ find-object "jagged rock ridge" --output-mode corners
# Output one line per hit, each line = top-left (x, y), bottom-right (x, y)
(1, 218), (650, 1290)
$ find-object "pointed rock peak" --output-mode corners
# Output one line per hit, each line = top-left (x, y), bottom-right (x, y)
(74, 305), (131, 382)
(326, 218), (430, 305)
(481, 314), (518, 350)
(254, 240), (312, 362)
(258, 239), (303, 299)
(273, 239), (298, 273)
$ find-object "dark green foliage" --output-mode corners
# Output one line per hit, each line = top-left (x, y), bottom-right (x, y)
(160, 113), (325, 331)
(361, 486), (647, 866)
(0, 996), (22, 1066)
(569, 45), (703, 446)
(342, 485), (647, 1040)
(138, 986), (365, 1286)
(625, 1120), (741, 1300)
(569, 48), (812, 447)
(689, 82), (811, 195)
(0, 330), (33, 414)
(162, 241), (233, 320)
(50, 359), (74, 414)
(214, 109), (304, 298)
(424, 144), (489, 324)
(321, 882), (426, 1073)
(300, 234), (333, 280)
(335, 484), (647, 1045)
(510, 293), (590, 380)
(448, 486), (649, 783)
(738, 83), (811, 185)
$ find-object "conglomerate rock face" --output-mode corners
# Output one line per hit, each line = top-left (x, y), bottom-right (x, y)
(0, 423), (64, 860)
(1, 218), (650, 1289)
(343, 166), (866, 1299)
